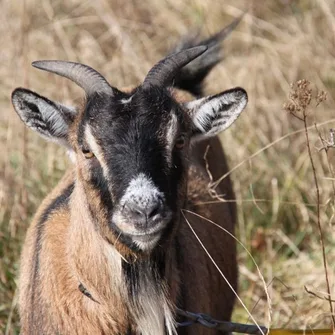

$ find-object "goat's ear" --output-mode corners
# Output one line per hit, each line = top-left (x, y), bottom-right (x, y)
(11, 88), (76, 148)
(185, 87), (247, 141)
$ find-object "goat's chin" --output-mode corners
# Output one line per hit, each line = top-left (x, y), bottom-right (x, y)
(131, 233), (162, 251)
(120, 227), (166, 251)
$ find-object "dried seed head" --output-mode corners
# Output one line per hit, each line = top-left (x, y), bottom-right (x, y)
(283, 101), (297, 113)
(283, 79), (326, 120)
(316, 90), (327, 107)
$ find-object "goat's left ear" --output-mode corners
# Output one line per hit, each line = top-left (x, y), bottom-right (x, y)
(11, 88), (76, 148)
(185, 87), (247, 141)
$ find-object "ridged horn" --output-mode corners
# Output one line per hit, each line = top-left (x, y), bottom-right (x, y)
(32, 60), (114, 96)
(142, 46), (208, 88)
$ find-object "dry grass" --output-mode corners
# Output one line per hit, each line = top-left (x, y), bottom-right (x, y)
(1, 0), (335, 333)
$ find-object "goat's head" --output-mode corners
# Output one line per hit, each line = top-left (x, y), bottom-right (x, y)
(11, 46), (247, 254)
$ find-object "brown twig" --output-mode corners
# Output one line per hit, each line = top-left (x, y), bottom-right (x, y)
(305, 286), (335, 303)
(315, 126), (335, 204)
(284, 80), (335, 332)
(315, 127), (335, 153)
(203, 144), (228, 202)
(302, 107), (335, 333)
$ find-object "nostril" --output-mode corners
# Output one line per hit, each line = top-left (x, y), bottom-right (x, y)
(134, 208), (144, 217)
(147, 203), (159, 219)
(122, 198), (164, 222)
(123, 204), (145, 218)
(147, 197), (164, 219)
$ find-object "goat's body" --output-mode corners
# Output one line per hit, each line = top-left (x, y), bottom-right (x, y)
(19, 137), (237, 335)
(14, 19), (247, 335)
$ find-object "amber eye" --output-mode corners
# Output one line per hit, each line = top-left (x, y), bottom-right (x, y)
(82, 148), (95, 159)
(175, 135), (186, 149)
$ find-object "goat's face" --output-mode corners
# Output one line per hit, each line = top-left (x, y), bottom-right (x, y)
(74, 87), (191, 251)
(12, 47), (248, 253)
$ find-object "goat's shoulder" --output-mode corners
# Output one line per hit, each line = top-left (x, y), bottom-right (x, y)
(19, 171), (74, 286)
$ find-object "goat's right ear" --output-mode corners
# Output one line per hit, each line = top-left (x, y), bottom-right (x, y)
(185, 87), (248, 141)
(11, 88), (76, 148)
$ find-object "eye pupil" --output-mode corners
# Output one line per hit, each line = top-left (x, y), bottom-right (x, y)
(175, 135), (185, 149)
(82, 148), (94, 159)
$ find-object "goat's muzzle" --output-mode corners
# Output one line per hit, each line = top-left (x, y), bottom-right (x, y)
(112, 197), (172, 250)
(122, 195), (165, 228)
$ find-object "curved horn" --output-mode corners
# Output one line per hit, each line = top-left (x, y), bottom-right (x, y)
(142, 46), (208, 88)
(32, 60), (114, 96)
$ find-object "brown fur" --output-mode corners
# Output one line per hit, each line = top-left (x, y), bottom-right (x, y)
(18, 89), (237, 335)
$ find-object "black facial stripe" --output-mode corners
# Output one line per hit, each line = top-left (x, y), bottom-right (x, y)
(85, 160), (113, 231)
(85, 159), (147, 251)
(89, 161), (110, 198)
(106, 116), (184, 204)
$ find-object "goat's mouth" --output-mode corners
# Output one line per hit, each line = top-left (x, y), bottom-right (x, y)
(112, 225), (166, 251)
(127, 229), (163, 239)
(114, 218), (170, 235)
(111, 210), (173, 250)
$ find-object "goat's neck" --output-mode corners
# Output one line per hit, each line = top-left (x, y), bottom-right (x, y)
(68, 180), (179, 334)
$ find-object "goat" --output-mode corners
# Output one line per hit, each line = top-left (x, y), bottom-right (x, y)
(11, 18), (248, 335)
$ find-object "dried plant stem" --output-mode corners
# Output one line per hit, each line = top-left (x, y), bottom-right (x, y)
(19, 0), (29, 222)
(315, 125), (335, 199)
(302, 113), (335, 332)
(181, 210), (267, 335)
(304, 286), (335, 303)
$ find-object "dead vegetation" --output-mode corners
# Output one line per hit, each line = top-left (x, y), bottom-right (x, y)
(0, 0), (334, 333)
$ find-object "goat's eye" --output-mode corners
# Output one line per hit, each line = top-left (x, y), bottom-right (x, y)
(82, 148), (95, 159)
(175, 135), (186, 149)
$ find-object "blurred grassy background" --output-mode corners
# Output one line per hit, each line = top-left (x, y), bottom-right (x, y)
(1, 0), (335, 333)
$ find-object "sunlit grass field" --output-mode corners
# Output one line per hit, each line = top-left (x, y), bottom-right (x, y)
(1, 0), (334, 333)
